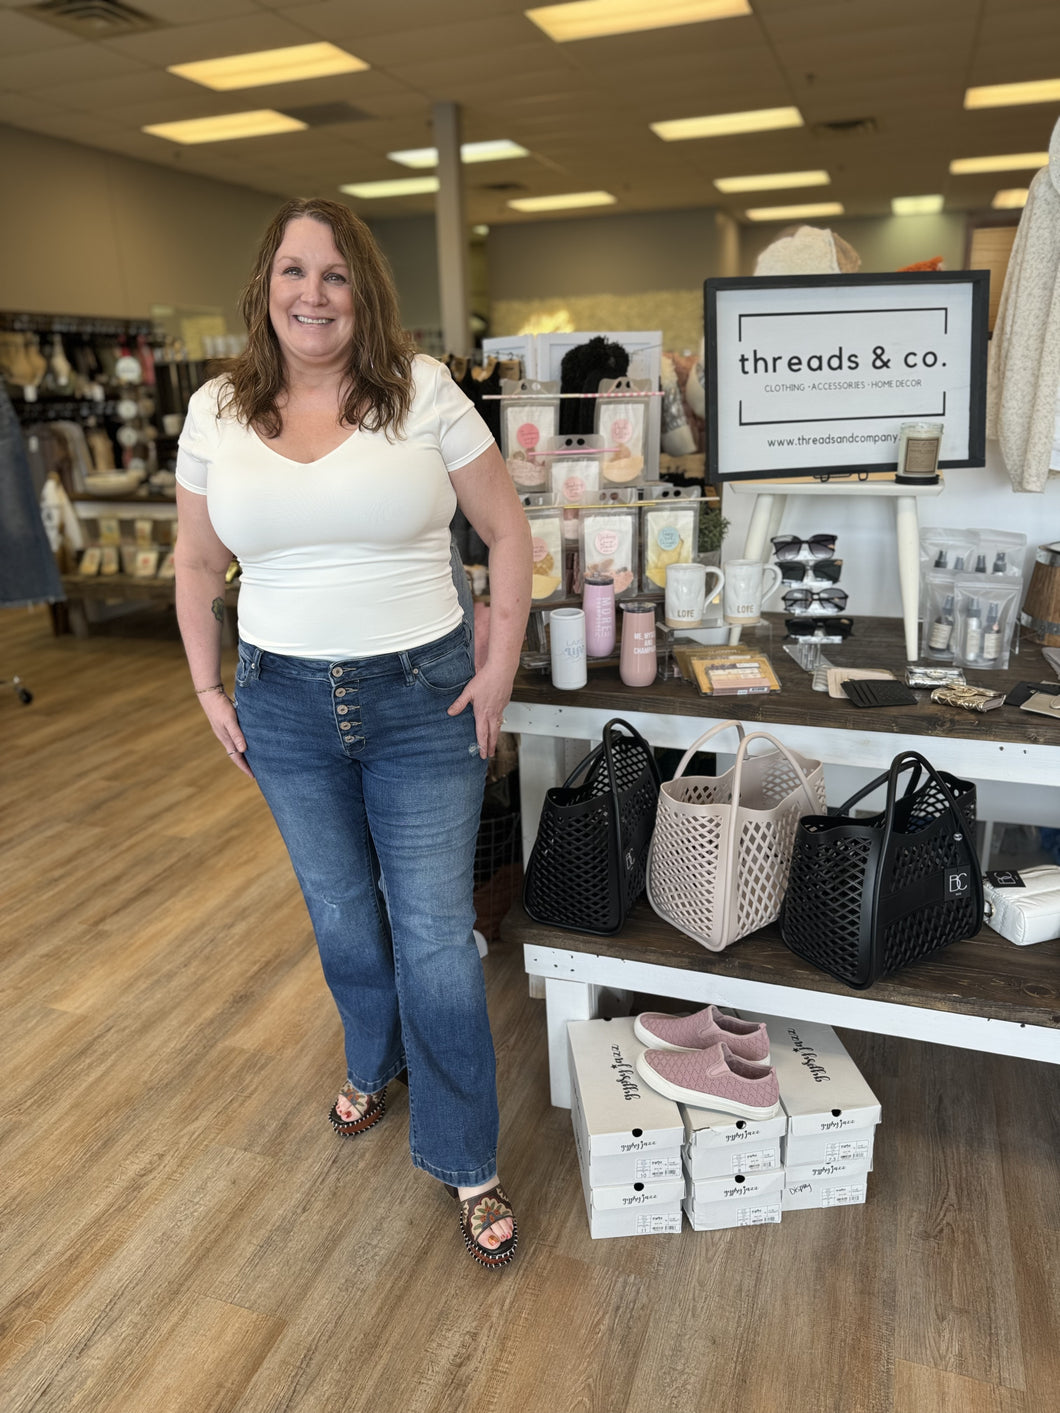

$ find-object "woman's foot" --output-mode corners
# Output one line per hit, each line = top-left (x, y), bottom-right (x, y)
(447, 1177), (518, 1267)
(328, 1080), (387, 1137)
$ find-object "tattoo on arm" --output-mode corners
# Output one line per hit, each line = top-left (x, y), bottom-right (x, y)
(211, 597), (225, 624)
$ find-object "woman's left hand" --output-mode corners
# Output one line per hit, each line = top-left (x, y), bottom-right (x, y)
(447, 662), (515, 759)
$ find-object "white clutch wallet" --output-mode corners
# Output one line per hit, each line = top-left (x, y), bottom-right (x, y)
(983, 866), (1060, 946)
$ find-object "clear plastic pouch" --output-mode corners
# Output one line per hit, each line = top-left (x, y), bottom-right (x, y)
(921, 571), (957, 660)
(595, 376), (653, 486)
(641, 500), (701, 593)
(525, 505), (565, 604)
(967, 528), (1027, 579)
(548, 442), (602, 543)
(500, 378), (559, 491)
(952, 573), (1022, 671)
(578, 507), (638, 599)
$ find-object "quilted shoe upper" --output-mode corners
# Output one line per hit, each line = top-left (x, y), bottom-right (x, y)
(635, 1004), (770, 1063)
(641, 1043), (779, 1110)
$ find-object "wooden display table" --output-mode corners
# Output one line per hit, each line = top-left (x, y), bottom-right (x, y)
(502, 614), (1060, 1106)
(503, 902), (1060, 1107)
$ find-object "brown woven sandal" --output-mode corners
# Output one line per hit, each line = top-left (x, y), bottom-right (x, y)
(328, 1080), (388, 1138)
(444, 1182), (518, 1269)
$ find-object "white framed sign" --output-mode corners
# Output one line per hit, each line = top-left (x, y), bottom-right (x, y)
(705, 272), (989, 482)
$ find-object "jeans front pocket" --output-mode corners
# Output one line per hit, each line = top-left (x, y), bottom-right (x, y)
(415, 639), (474, 694)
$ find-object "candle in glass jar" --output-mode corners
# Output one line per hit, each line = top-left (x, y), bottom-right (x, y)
(895, 421), (943, 483)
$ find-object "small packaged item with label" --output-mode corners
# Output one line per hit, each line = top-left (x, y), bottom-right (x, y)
(967, 528), (1027, 580)
(641, 496), (701, 593)
(952, 575), (1021, 671)
(500, 378), (559, 491)
(525, 504), (565, 604)
(578, 507), (638, 599)
(921, 572), (957, 660)
(546, 437), (603, 542)
(919, 527), (976, 582)
(595, 377), (653, 485)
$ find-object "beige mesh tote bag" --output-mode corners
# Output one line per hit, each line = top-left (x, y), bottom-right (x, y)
(647, 720), (826, 951)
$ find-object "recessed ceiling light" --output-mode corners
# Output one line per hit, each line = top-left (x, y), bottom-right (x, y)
(388, 140), (530, 168)
(142, 111), (307, 144)
(714, 169), (829, 194)
(472, 225), (491, 237)
(744, 201), (844, 222)
(992, 188), (1030, 209)
(949, 152), (1049, 175)
(168, 43), (368, 91)
(652, 107), (803, 141)
(965, 78), (1060, 109)
(339, 177), (440, 198)
(507, 190), (616, 212)
(891, 195), (944, 215)
(525, 0), (750, 43)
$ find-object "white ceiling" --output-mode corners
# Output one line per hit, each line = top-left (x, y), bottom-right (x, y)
(0, 0), (1058, 225)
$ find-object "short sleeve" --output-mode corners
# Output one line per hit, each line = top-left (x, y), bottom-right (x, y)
(430, 360), (495, 471)
(175, 378), (225, 494)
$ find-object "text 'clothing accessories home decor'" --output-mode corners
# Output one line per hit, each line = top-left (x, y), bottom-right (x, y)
(780, 751), (982, 989)
(635, 1043), (781, 1120)
(523, 718), (661, 935)
(633, 1004), (771, 1064)
(647, 720), (826, 951)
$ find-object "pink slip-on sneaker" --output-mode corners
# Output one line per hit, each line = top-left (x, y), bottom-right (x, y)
(633, 1004), (771, 1064)
(635, 1042), (781, 1119)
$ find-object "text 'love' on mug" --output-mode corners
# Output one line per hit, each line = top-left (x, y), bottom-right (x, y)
(723, 559), (783, 625)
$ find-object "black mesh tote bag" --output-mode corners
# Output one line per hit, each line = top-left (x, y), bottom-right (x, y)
(523, 718), (661, 935)
(779, 750), (983, 989)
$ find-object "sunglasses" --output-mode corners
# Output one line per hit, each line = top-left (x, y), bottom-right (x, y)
(812, 470), (869, 483)
(786, 616), (854, 639)
(771, 534), (838, 562)
(782, 587), (849, 612)
(779, 558), (842, 583)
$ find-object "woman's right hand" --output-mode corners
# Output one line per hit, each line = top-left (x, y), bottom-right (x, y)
(199, 690), (254, 777)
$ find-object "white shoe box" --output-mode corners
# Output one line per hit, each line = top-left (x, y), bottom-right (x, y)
(574, 1142), (684, 1238)
(681, 1101), (786, 1180)
(568, 1017), (685, 1187)
(683, 1184), (784, 1231)
(686, 1162), (786, 1206)
(739, 1014), (882, 1137)
(782, 1127), (877, 1168)
(782, 1175), (868, 1211)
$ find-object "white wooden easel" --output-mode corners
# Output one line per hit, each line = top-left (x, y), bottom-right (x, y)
(726, 476), (945, 661)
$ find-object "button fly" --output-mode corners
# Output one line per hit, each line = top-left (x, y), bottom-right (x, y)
(340, 722), (352, 731)
(331, 667), (342, 678)
(338, 705), (348, 715)
(335, 687), (346, 697)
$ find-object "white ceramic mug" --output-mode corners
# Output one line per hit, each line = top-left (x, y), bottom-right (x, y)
(664, 562), (725, 629)
(723, 559), (784, 624)
(549, 607), (587, 690)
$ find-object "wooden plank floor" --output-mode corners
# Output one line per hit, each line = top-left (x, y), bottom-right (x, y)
(1, 604), (1057, 1413)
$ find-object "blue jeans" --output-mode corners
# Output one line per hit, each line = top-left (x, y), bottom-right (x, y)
(234, 622), (496, 1186)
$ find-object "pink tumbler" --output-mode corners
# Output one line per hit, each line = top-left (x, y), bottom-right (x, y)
(619, 602), (657, 687)
(583, 574), (616, 658)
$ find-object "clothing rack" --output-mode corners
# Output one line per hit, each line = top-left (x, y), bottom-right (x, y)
(0, 311), (156, 338)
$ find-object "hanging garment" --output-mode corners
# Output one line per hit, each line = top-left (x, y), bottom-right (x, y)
(0, 384), (65, 607)
(986, 118), (1060, 493)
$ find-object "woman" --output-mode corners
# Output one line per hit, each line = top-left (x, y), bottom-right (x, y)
(174, 198), (531, 1268)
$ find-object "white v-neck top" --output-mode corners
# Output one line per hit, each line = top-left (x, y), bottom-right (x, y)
(176, 355), (493, 657)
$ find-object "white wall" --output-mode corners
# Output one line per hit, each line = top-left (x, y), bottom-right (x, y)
(0, 123), (281, 329)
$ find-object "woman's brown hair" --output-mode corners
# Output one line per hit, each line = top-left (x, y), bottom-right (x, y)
(219, 198), (414, 438)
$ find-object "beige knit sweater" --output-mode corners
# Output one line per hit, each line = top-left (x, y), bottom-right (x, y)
(986, 119), (1060, 492)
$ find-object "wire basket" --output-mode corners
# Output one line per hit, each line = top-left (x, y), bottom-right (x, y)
(473, 808), (523, 941)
